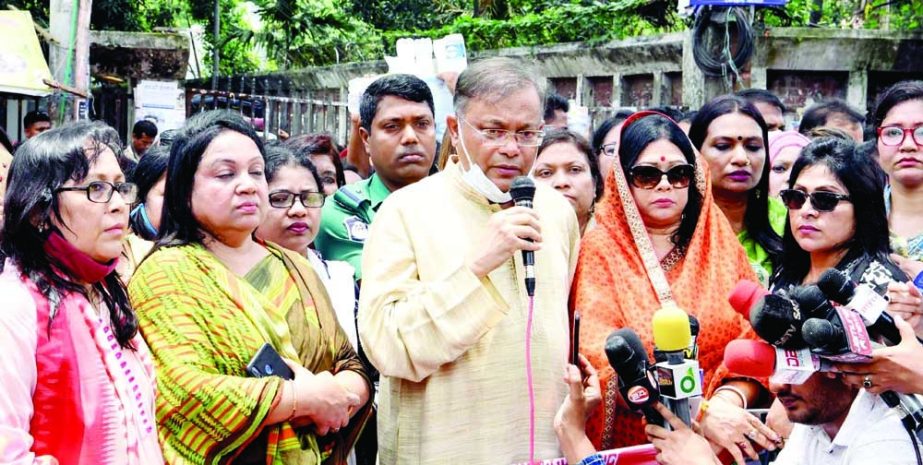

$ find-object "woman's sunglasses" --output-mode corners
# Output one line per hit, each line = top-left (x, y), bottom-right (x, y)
(779, 189), (851, 212)
(627, 164), (694, 190)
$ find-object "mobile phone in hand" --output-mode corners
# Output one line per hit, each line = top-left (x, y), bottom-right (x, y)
(246, 343), (295, 380)
(572, 311), (581, 366)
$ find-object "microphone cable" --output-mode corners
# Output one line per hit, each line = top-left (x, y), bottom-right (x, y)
(525, 295), (536, 465)
(908, 424), (922, 465)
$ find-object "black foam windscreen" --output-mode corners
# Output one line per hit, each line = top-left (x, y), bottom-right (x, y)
(818, 269), (855, 305)
(750, 294), (806, 349)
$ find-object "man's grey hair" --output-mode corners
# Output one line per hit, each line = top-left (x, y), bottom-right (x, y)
(453, 57), (548, 117)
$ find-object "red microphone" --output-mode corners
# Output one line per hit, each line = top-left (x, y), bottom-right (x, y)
(728, 280), (769, 319)
(724, 339), (831, 385)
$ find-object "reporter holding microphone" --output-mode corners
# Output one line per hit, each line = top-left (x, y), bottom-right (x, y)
(832, 314), (923, 396)
(573, 111), (778, 464)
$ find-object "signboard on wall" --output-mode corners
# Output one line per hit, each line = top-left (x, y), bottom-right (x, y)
(0, 11), (52, 96)
(133, 80), (186, 132)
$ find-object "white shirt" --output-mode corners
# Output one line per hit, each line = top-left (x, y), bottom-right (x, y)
(307, 249), (359, 350)
(772, 390), (922, 465)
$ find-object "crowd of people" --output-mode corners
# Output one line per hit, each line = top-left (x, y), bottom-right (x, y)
(1, 56), (922, 465)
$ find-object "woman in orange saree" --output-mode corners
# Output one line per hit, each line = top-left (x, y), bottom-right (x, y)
(572, 112), (779, 465)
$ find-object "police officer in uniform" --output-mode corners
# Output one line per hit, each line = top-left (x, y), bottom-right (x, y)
(315, 74), (437, 281)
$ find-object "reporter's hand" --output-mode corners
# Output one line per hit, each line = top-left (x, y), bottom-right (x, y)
(700, 394), (780, 464)
(466, 206), (542, 278)
(553, 355), (600, 465)
(890, 254), (923, 283)
(886, 281), (923, 332)
(832, 314), (923, 395)
(645, 403), (720, 465)
(285, 360), (360, 436)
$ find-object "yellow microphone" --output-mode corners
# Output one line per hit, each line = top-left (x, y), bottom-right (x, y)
(651, 304), (702, 427)
(652, 305), (692, 352)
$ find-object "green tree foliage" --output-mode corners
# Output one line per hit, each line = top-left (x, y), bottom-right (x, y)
(7, 0), (922, 76)
(380, 0), (681, 53)
(245, 0), (383, 68)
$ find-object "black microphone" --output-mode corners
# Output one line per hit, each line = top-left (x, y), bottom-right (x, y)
(817, 269), (919, 345)
(749, 294), (807, 349)
(605, 328), (665, 427)
(801, 311), (923, 441)
(789, 285), (836, 320)
(686, 315), (700, 360)
(509, 176), (536, 297)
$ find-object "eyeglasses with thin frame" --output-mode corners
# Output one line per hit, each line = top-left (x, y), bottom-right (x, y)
(877, 125), (923, 147)
(779, 189), (851, 212)
(55, 181), (138, 204)
(627, 164), (694, 190)
(600, 143), (617, 157)
(268, 190), (325, 209)
(460, 118), (544, 147)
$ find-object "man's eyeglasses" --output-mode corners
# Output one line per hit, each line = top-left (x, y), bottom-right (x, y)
(461, 118), (544, 147)
(627, 164), (694, 190)
(56, 181), (138, 203)
(877, 125), (923, 147)
(600, 143), (617, 157)
(268, 190), (325, 209)
(779, 189), (851, 212)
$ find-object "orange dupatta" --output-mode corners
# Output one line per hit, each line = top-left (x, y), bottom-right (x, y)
(571, 115), (759, 449)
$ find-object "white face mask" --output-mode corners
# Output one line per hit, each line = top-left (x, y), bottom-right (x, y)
(457, 123), (512, 204)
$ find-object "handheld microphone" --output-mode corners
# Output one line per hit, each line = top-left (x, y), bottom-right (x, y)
(686, 315), (700, 360)
(652, 306), (702, 427)
(605, 328), (665, 427)
(817, 269), (918, 345)
(748, 294), (807, 349)
(509, 176), (536, 297)
(788, 285), (836, 320)
(654, 314), (700, 363)
(728, 279), (769, 320)
(801, 313), (874, 363)
(724, 339), (832, 385)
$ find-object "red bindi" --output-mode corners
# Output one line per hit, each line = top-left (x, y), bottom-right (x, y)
(660, 156), (666, 162)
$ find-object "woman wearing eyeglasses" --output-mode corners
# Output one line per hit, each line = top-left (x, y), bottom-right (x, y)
(771, 136), (915, 311)
(0, 122), (164, 464)
(590, 110), (633, 179)
(689, 95), (785, 286)
(573, 112), (779, 465)
(870, 81), (923, 330)
(128, 111), (372, 465)
(255, 143), (361, 355)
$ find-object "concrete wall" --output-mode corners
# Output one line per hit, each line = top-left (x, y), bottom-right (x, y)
(184, 27), (923, 142)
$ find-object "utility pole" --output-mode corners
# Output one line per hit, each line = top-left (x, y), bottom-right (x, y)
(49, 0), (93, 122)
(74, 0), (92, 120)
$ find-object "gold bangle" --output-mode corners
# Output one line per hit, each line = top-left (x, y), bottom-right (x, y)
(713, 385), (748, 410)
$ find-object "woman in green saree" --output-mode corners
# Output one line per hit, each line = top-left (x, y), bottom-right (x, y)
(129, 110), (372, 465)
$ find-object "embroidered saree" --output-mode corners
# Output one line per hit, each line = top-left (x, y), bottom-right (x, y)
(572, 150), (760, 449)
(128, 242), (371, 465)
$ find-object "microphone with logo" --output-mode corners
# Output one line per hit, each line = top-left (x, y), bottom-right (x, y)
(509, 176), (536, 297)
(790, 283), (923, 444)
(652, 305), (703, 427)
(605, 328), (665, 427)
(728, 280), (807, 349)
(724, 339), (833, 385)
(818, 268), (923, 345)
